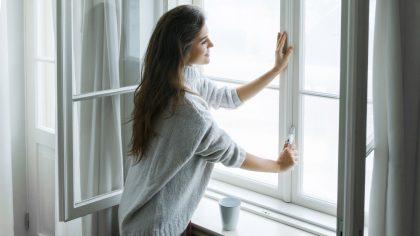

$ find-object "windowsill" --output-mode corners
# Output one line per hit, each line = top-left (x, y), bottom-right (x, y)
(191, 179), (337, 236)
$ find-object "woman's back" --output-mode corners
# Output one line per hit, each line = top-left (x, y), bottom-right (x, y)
(119, 91), (246, 235)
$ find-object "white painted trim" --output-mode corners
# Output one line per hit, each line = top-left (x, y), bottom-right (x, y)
(279, 0), (294, 203)
(299, 90), (340, 100)
(206, 179), (336, 235)
(211, 169), (280, 199)
(35, 57), (55, 63)
(206, 75), (279, 90)
(72, 85), (137, 102)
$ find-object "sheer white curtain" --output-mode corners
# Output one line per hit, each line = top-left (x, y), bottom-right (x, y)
(73, 0), (123, 235)
(369, 0), (420, 235)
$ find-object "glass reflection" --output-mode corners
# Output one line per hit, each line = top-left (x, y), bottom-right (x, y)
(72, 0), (140, 95)
(72, 93), (133, 203)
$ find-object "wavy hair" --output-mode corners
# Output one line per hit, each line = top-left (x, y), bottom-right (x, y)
(128, 5), (205, 162)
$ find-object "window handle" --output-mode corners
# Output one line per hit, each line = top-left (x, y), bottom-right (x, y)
(285, 126), (295, 145)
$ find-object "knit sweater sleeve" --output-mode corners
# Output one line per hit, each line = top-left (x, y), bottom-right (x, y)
(196, 76), (243, 110)
(191, 105), (246, 168)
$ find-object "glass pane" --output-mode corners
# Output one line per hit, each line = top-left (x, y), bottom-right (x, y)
(212, 81), (279, 187)
(366, 0), (376, 145)
(301, 95), (339, 203)
(168, 0), (193, 10)
(36, 61), (56, 130)
(365, 150), (374, 214)
(36, 0), (55, 59)
(202, 0), (280, 86)
(302, 0), (341, 95)
(366, 103), (373, 143)
(122, 0), (141, 87)
(71, 0), (140, 95)
(72, 93), (133, 203)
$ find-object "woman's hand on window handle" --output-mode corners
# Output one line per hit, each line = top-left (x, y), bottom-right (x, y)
(273, 31), (294, 74)
(239, 144), (298, 173)
(276, 143), (298, 172)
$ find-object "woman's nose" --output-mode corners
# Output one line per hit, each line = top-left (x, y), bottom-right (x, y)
(208, 40), (214, 48)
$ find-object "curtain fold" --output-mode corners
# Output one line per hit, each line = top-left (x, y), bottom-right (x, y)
(369, 0), (420, 235)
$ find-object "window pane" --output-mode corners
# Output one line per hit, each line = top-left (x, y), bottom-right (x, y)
(202, 0), (280, 86)
(122, 0), (141, 88)
(366, 0), (376, 145)
(36, 61), (56, 131)
(211, 81), (279, 187)
(36, 0), (55, 59)
(302, 0), (341, 95)
(366, 103), (373, 143)
(72, 93), (132, 203)
(301, 95), (339, 203)
(365, 150), (374, 214)
(168, 0), (193, 10)
(71, 0), (140, 95)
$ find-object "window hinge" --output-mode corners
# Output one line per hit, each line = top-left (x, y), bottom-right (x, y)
(25, 212), (29, 231)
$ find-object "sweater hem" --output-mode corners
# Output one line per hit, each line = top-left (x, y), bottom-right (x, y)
(121, 217), (190, 236)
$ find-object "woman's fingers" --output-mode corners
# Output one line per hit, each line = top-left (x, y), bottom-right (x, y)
(276, 32), (287, 51)
(277, 32), (283, 51)
(280, 32), (287, 50)
(285, 46), (294, 57)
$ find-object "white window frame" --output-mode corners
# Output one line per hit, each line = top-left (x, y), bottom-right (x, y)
(184, 0), (373, 219)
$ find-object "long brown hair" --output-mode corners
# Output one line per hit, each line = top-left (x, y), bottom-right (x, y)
(128, 5), (205, 162)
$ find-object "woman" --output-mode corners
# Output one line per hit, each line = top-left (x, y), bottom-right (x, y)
(118, 5), (297, 236)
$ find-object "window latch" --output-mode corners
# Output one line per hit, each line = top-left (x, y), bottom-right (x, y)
(285, 126), (295, 145)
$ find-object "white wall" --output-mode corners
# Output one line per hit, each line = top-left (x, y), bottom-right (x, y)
(0, 0), (27, 235)
(0, 1), (15, 235)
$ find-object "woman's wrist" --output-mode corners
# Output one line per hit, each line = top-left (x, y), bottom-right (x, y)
(270, 67), (283, 76)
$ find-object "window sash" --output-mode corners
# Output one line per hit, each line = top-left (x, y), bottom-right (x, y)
(57, 0), (131, 221)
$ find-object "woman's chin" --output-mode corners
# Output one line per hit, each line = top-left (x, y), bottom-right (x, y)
(197, 59), (210, 65)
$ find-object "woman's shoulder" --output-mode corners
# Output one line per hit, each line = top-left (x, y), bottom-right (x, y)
(176, 92), (213, 125)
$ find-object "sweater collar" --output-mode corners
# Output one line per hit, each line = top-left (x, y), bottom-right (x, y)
(183, 64), (200, 87)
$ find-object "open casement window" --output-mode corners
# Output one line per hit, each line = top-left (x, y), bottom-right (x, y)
(57, 0), (141, 221)
(170, 0), (375, 220)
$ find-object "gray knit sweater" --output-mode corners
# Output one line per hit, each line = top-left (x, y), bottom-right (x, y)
(118, 65), (246, 235)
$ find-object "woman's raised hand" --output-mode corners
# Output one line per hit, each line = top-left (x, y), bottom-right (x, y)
(276, 143), (298, 172)
(273, 31), (294, 74)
